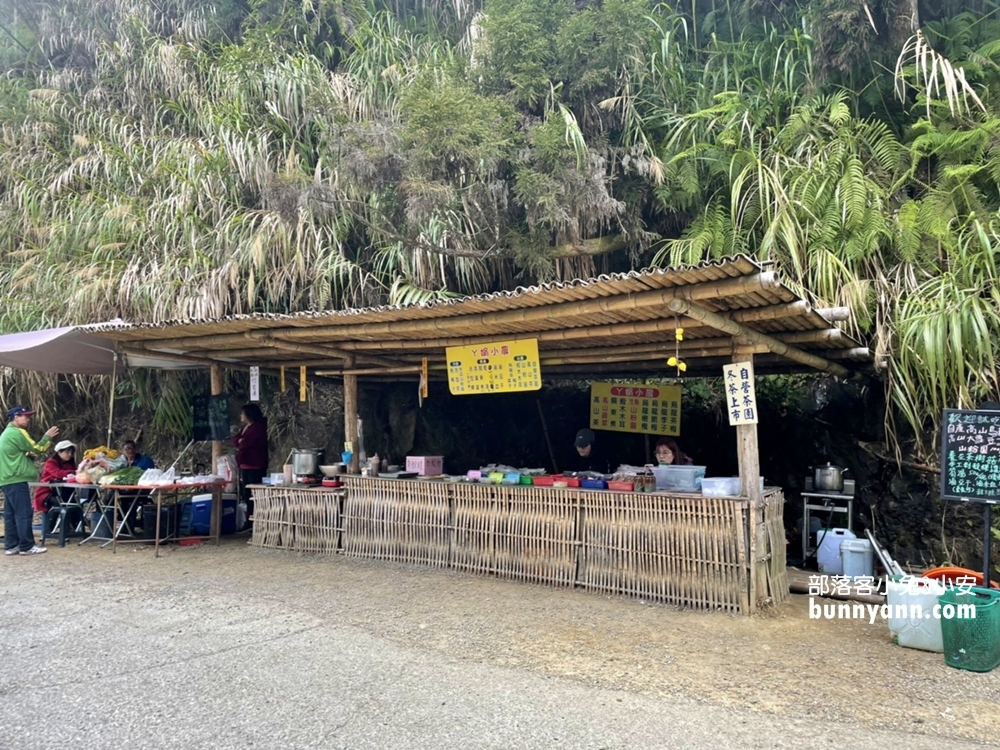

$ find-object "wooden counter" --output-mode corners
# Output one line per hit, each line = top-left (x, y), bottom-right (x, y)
(248, 478), (787, 614)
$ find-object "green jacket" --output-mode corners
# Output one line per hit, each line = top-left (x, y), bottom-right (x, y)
(0, 423), (51, 485)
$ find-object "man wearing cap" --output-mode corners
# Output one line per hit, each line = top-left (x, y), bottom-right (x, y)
(2, 406), (59, 556)
(572, 428), (607, 473)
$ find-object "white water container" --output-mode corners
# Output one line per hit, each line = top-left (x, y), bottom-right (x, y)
(816, 528), (856, 575)
(841, 539), (874, 580)
(886, 576), (945, 652)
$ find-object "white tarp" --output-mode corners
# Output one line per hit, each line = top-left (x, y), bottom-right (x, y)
(0, 323), (192, 375)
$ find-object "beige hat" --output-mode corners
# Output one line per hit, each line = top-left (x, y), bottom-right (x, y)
(54, 440), (76, 452)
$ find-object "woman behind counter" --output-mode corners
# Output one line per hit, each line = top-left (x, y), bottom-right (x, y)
(232, 403), (268, 525)
(655, 437), (693, 466)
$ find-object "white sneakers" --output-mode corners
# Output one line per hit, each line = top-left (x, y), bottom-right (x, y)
(5, 545), (48, 555)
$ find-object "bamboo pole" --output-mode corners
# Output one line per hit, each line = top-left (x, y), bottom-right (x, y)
(210, 363), (224, 489)
(774, 329), (850, 345)
(248, 334), (404, 369)
(344, 371), (359, 474)
(729, 300), (810, 322)
(130, 272), (780, 351)
(666, 299), (851, 377)
(815, 306), (851, 322)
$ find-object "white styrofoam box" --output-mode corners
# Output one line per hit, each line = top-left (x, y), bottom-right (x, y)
(701, 477), (741, 497)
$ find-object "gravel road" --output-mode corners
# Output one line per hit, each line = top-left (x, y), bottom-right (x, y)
(0, 536), (997, 749)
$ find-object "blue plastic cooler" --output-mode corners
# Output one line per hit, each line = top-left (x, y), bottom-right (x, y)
(178, 494), (238, 536)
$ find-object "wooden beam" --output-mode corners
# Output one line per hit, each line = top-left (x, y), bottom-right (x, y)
(666, 299), (851, 378)
(732, 345), (762, 614)
(344, 370), (359, 474)
(210, 363), (224, 522)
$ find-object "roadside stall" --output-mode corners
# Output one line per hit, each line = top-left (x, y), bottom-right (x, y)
(0, 325), (236, 551)
(92, 256), (871, 612)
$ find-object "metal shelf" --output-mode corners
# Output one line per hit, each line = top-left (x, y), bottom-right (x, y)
(802, 493), (854, 562)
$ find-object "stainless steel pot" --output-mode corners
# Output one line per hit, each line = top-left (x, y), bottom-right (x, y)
(290, 448), (324, 477)
(813, 462), (847, 492)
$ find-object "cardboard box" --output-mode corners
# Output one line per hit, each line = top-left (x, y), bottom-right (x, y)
(406, 456), (443, 476)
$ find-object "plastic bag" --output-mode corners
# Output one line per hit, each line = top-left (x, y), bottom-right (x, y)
(137, 467), (176, 486)
(217, 455), (238, 492)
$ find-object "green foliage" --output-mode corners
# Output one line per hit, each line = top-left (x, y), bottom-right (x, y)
(3, 0), (1000, 461)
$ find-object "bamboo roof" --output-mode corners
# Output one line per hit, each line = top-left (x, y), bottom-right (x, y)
(92, 256), (871, 379)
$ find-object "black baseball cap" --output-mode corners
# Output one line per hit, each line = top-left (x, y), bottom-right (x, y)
(6, 406), (35, 421)
(575, 428), (595, 449)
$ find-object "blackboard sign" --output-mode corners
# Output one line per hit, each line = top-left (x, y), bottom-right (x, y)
(192, 394), (231, 442)
(941, 408), (1000, 504)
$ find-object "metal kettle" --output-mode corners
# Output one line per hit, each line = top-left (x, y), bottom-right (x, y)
(813, 462), (848, 492)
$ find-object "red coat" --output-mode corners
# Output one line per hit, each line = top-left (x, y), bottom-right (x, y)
(33, 456), (77, 511)
(232, 420), (269, 470)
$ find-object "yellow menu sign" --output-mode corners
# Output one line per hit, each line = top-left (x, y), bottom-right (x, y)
(589, 382), (682, 436)
(446, 338), (541, 395)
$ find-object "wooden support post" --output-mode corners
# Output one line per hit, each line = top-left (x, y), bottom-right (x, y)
(344, 371), (359, 474)
(732, 344), (762, 613)
(210, 363), (224, 538)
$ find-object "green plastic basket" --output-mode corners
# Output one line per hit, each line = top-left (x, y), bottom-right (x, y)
(937, 586), (1000, 672)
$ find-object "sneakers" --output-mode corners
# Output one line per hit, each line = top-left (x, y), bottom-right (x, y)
(4, 548), (19, 556)
(19, 546), (47, 555)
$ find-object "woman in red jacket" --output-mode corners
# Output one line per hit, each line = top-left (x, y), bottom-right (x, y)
(232, 403), (268, 524)
(33, 440), (78, 512)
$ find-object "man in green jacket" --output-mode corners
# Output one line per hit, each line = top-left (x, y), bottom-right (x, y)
(2, 406), (60, 555)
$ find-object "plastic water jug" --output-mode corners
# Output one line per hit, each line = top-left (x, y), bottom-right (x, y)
(816, 528), (856, 575)
(840, 539), (874, 580)
(886, 576), (945, 652)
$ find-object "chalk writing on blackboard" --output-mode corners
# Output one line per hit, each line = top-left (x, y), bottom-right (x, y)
(192, 394), (231, 442)
(941, 408), (1000, 504)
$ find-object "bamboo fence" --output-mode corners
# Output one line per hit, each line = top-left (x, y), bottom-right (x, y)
(249, 479), (788, 614)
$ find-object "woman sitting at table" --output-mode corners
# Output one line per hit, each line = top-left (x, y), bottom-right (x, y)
(33, 440), (79, 512)
(654, 437), (693, 466)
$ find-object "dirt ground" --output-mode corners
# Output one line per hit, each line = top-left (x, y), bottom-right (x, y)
(6, 525), (1000, 746)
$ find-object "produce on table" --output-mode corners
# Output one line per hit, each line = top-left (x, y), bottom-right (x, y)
(83, 445), (120, 460)
(97, 466), (145, 486)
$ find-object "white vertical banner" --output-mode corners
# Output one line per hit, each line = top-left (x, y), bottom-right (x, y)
(722, 360), (758, 425)
(249, 366), (260, 402)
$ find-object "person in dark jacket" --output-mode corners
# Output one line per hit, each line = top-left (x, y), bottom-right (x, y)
(232, 403), (269, 521)
(571, 428), (608, 474)
(121, 440), (155, 470)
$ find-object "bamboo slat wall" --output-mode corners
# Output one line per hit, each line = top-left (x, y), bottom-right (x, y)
(249, 479), (788, 614)
(249, 486), (344, 553)
(452, 484), (579, 587)
(341, 479), (451, 567)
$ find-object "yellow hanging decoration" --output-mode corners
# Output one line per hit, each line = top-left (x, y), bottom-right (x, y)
(669, 317), (686, 376)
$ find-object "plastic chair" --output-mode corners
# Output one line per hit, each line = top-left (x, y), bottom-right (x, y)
(40, 488), (88, 548)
